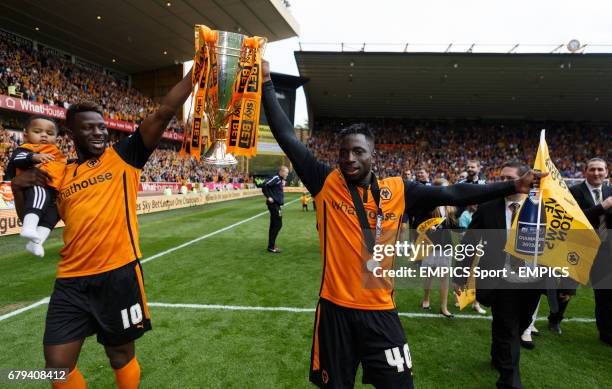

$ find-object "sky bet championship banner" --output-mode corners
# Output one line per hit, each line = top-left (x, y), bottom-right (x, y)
(505, 130), (600, 285)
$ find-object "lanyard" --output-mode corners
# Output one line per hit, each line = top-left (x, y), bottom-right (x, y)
(347, 173), (384, 255)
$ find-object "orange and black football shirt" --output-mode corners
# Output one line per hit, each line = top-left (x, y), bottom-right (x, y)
(262, 80), (517, 311)
(56, 131), (153, 278)
(313, 170), (406, 309)
(7, 143), (66, 189)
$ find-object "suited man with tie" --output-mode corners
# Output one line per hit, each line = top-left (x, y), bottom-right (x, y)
(569, 157), (612, 346)
(454, 161), (543, 389)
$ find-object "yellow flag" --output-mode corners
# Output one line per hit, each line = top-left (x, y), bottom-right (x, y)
(412, 217), (446, 261)
(455, 288), (476, 311)
(455, 248), (481, 310)
(504, 130), (600, 285)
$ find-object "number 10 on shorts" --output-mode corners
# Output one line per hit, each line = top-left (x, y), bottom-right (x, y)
(385, 344), (412, 372)
(121, 303), (143, 329)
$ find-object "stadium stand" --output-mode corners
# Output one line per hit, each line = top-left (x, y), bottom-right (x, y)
(2, 33), (609, 186)
(309, 119), (612, 182)
(0, 34), (182, 130)
(0, 31), (254, 184)
(0, 121), (247, 184)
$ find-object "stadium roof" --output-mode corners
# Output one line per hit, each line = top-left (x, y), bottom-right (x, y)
(295, 51), (612, 121)
(0, 0), (299, 74)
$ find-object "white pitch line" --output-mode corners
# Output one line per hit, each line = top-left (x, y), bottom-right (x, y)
(148, 302), (315, 313)
(0, 199), (300, 321)
(399, 312), (597, 322)
(0, 297), (49, 322)
(0, 197), (598, 325)
(140, 198), (300, 265)
(0, 298), (597, 323)
(146, 301), (596, 323)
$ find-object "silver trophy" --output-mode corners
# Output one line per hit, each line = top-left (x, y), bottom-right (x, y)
(202, 31), (245, 166)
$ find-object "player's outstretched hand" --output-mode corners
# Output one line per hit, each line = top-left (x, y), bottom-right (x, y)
(514, 170), (549, 194)
(262, 59), (271, 82)
(11, 168), (51, 190)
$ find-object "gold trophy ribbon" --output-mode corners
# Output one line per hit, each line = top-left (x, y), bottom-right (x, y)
(227, 36), (264, 157)
(180, 25), (217, 160)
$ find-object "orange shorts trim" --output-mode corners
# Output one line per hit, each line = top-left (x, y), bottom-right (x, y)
(134, 264), (150, 320)
(312, 303), (321, 371)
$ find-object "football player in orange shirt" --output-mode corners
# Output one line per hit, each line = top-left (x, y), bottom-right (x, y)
(261, 59), (544, 388)
(12, 68), (193, 389)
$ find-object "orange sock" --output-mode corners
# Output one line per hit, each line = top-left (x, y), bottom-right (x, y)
(113, 357), (140, 389)
(52, 366), (86, 389)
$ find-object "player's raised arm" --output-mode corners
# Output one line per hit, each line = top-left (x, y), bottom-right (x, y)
(404, 170), (546, 213)
(261, 60), (331, 196)
(138, 68), (193, 150)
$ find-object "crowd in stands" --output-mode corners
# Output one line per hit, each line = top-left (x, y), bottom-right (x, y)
(0, 34), (183, 133)
(2, 115), (609, 185)
(0, 32), (253, 185)
(308, 119), (611, 182)
(142, 149), (249, 184)
(1, 33), (609, 186)
(0, 121), (248, 185)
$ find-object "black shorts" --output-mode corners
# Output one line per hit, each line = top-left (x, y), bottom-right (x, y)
(43, 260), (151, 346)
(310, 298), (414, 389)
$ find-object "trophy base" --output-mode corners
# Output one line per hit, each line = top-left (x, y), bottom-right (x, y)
(203, 140), (238, 167)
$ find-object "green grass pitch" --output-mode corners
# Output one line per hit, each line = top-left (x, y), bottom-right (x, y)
(0, 193), (610, 388)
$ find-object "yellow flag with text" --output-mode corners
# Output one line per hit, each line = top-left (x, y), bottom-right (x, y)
(504, 130), (600, 285)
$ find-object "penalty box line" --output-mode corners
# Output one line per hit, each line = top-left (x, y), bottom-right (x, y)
(0, 198), (300, 323)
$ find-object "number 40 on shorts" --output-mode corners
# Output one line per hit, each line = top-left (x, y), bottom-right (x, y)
(385, 344), (412, 372)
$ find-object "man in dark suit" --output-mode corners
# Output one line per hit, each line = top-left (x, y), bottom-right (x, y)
(262, 166), (289, 253)
(544, 279), (575, 335)
(454, 161), (543, 389)
(569, 158), (612, 345)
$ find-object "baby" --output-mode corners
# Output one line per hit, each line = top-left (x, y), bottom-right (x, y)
(6, 115), (66, 257)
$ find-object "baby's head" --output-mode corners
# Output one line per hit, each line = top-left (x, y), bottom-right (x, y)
(24, 115), (58, 145)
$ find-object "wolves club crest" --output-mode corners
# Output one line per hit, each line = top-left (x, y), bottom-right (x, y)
(87, 159), (100, 168)
(380, 187), (392, 201)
